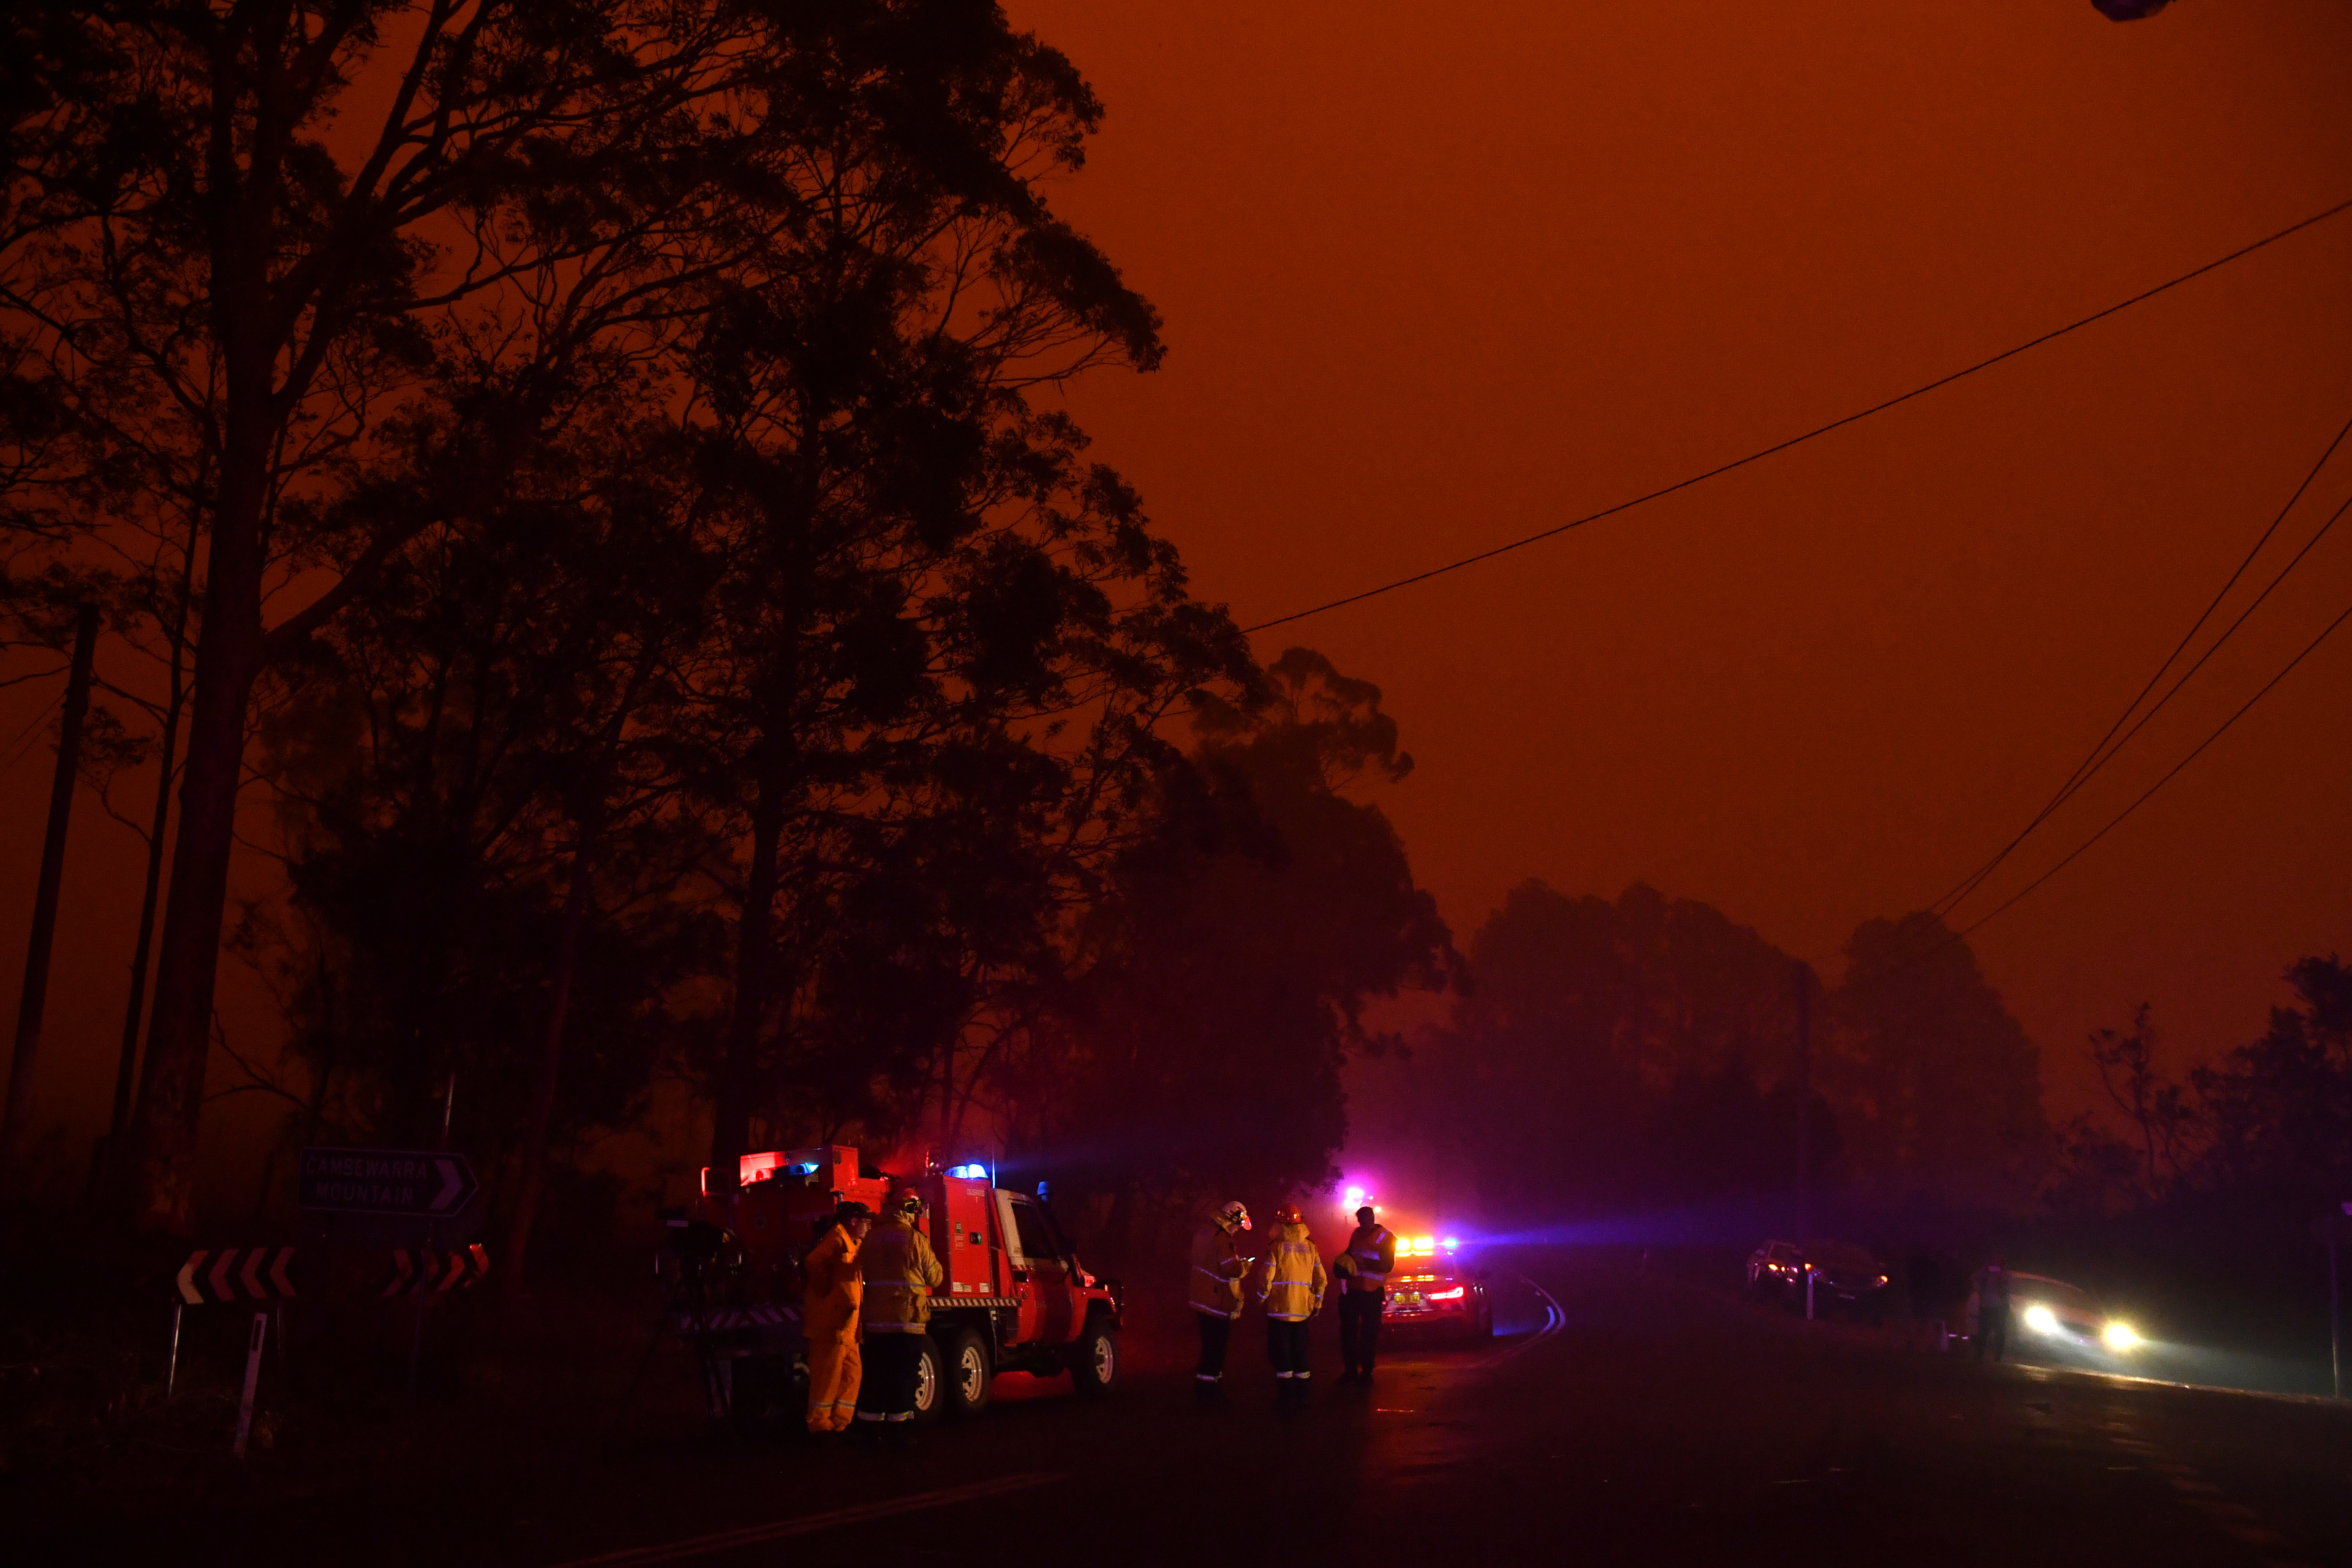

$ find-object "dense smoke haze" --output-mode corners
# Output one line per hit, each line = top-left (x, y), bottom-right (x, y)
(1, 3), (2348, 1282)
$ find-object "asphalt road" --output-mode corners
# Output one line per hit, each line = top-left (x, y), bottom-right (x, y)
(46, 1251), (2352, 1566)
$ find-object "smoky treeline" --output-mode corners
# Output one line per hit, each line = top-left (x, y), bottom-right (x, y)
(0, 3), (1465, 1267)
(2044, 958), (2352, 1249)
(1402, 885), (2050, 1223)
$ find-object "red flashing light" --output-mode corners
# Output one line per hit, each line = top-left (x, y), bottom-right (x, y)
(1428, 1285), (1465, 1301)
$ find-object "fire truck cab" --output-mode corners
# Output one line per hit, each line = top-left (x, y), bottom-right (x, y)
(687, 1146), (1122, 1421)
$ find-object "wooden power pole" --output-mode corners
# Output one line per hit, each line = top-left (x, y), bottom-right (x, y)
(1794, 958), (1812, 1244)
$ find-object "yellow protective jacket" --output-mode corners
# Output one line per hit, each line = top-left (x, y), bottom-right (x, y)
(1190, 1216), (1252, 1319)
(801, 1224), (863, 1343)
(1258, 1222), (1326, 1322)
(1331, 1249), (1361, 1296)
(1342, 1223), (1396, 1293)
(858, 1213), (943, 1333)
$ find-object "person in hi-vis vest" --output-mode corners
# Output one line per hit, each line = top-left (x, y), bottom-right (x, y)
(1337, 1205), (1396, 1382)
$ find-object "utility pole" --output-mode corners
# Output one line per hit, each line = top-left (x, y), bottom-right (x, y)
(1, 604), (100, 1187)
(1794, 958), (1812, 1242)
(2330, 1224), (2341, 1401)
(2332, 1206), (2345, 1401)
(1795, 958), (1813, 1321)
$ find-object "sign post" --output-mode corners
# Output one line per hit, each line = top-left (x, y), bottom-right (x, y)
(2335, 1204), (2347, 1401)
(231, 1311), (268, 1459)
(2311, 1205), (2347, 1399)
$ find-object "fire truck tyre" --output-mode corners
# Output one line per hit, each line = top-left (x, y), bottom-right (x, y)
(1070, 1322), (1119, 1397)
(941, 1327), (992, 1418)
(729, 1354), (787, 1424)
(910, 1334), (947, 1423)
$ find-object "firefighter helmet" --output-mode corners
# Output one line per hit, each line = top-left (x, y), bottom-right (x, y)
(1272, 1200), (1304, 1225)
(892, 1190), (923, 1220)
(1217, 1200), (1251, 1232)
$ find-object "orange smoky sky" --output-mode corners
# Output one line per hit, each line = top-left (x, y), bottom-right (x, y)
(3, 1), (2350, 1193)
(994, 0), (2352, 1115)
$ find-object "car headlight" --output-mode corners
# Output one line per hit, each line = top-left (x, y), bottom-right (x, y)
(2102, 1320), (2140, 1353)
(2023, 1304), (2058, 1334)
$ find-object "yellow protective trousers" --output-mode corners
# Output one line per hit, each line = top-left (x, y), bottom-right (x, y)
(805, 1328), (862, 1432)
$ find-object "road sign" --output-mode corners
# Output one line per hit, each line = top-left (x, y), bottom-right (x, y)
(382, 1244), (490, 1297)
(174, 1246), (298, 1304)
(299, 1146), (479, 1218)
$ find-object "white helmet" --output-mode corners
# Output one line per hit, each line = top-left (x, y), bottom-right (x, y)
(1217, 1200), (1252, 1232)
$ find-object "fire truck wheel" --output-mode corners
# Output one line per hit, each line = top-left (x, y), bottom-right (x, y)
(728, 1353), (790, 1423)
(940, 1327), (992, 1418)
(909, 1334), (947, 1422)
(1070, 1321), (1119, 1397)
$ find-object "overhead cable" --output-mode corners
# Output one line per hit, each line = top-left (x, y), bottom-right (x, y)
(1953, 586), (2352, 945)
(1930, 417), (2352, 920)
(1244, 194), (2352, 635)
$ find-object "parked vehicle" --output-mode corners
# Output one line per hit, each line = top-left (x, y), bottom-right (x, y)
(1746, 1237), (1892, 1323)
(674, 1146), (1122, 1423)
(1381, 1234), (1493, 1342)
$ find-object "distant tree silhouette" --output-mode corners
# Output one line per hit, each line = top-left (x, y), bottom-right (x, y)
(1829, 912), (2048, 1203)
(2188, 956), (2352, 1207)
(1435, 880), (1832, 1215)
(1032, 649), (1455, 1233)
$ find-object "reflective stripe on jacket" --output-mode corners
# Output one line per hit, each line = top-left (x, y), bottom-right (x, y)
(1258, 1223), (1326, 1321)
(1190, 1217), (1250, 1318)
(802, 1223), (863, 1342)
(1345, 1224), (1395, 1290)
(859, 1214), (943, 1332)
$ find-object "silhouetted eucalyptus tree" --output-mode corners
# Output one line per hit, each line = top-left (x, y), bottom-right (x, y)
(1023, 649), (1454, 1230)
(2, 0), (1209, 1232)
(657, 10), (1251, 1188)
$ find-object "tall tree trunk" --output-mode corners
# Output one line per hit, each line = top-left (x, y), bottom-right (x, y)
(710, 774), (787, 1195)
(120, 397), (272, 1232)
(1, 604), (101, 1187)
(498, 835), (600, 1296)
(499, 641), (659, 1292)
(108, 611), (190, 1154)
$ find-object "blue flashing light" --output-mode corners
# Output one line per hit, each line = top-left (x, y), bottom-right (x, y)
(945, 1163), (987, 1180)
(1442, 1236), (1461, 1251)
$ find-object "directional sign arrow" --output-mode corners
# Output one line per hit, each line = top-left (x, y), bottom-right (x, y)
(430, 1155), (476, 1214)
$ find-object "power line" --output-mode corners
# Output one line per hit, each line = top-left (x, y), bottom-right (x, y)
(1930, 418), (2352, 920)
(1244, 193), (2352, 636)
(1953, 589), (2352, 945)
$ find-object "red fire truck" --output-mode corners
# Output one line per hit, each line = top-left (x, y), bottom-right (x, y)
(676, 1146), (1122, 1422)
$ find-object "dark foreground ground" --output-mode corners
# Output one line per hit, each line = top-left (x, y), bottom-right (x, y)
(18, 1249), (2352, 1567)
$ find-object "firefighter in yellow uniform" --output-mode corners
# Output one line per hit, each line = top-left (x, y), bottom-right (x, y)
(1257, 1200), (1326, 1405)
(857, 1190), (944, 1442)
(1190, 1200), (1252, 1400)
(800, 1200), (871, 1433)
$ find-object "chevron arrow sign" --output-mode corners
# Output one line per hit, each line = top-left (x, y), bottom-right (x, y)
(299, 1146), (479, 1217)
(382, 1244), (491, 1297)
(174, 1247), (299, 1304)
